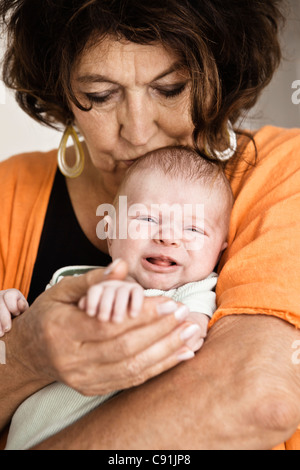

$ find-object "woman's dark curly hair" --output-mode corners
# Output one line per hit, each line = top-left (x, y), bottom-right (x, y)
(0, 0), (285, 161)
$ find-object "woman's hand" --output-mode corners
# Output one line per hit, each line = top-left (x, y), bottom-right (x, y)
(9, 260), (201, 397)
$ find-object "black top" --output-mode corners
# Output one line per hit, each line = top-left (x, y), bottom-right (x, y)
(27, 169), (112, 305)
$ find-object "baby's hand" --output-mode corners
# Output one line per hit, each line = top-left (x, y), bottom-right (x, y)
(78, 280), (144, 323)
(0, 289), (29, 336)
(184, 311), (210, 352)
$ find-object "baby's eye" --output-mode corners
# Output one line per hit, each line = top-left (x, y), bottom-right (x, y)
(137, 216), (157, 223)
(185, 226), (205, 235)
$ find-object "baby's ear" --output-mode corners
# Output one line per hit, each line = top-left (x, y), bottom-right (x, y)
(216, 241), (228, 265)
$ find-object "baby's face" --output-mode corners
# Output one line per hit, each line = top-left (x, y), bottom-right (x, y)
(109, 169), (229, 290)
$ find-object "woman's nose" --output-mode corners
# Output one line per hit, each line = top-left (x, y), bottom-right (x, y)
(118, 93), (158, 147)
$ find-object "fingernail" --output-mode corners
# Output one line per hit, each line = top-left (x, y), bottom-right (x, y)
(112, 316), (123, 324)
(156, 300), (178, 315)
(180, 324), (201, 341)
(130, 311), (139, 318)
(18, 299), (29, 311)
(98, 313), (110, 322)
(104, 258), (122, 275)
(86, 309), (96, 317)
(177, 349), (195, 361)
(78, 297), (85, 311)
(174, 305), (190, 321)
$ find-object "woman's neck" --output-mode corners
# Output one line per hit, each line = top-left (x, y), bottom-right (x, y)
(64, 144), (125, 253)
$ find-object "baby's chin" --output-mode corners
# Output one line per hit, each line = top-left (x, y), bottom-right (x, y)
(131, 273), (182, 292)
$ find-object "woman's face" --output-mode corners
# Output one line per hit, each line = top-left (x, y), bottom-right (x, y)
(70, 36), (194, 174)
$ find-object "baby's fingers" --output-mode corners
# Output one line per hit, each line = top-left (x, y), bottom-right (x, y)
(111, 286), (131, 323)
(4, 290), (29, 316)
(85, 285), (103, 317)
(98, 286), (118, 322)
(111, 285), (144, 323)
(129, 285), (144, 319)
(0, 302), (12, 336)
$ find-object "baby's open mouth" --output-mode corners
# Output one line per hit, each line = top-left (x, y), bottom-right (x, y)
(146, 257), (177, 267)
(141, 256), (180, 274)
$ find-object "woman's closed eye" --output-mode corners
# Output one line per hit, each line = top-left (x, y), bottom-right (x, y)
(84, 82), (188, 106)
(153, 82), (187, 99)
(85, 89), (119, 105)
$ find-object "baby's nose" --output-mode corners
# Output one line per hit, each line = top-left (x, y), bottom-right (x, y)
(153, 236), (181, 248)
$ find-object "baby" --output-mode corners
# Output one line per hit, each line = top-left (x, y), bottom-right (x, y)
(0, 146), (233, 338)
(4, 146), (234, 450)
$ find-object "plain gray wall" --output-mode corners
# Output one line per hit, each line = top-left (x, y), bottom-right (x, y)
(0, 0), (299, 161)
(243, 0), (300, 129)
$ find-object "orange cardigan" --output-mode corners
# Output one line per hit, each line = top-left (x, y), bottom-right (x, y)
(1, 126), (300, 449)
(0, 150), (57, 297)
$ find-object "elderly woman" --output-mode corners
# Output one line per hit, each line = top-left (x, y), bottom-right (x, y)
(0, 0), (300, 450)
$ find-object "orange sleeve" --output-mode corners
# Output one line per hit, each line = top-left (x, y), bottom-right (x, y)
(210, 126), (300, 329)
(0, 150), (57, 297)
(209, 126), (300, 450)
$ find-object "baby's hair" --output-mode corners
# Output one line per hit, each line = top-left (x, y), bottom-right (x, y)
(116, 146), (234, 207)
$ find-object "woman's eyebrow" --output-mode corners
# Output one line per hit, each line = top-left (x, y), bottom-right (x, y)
(151, 63), (185, 82)
(76, 74), (115, 84)
(76, 63), (185, 85)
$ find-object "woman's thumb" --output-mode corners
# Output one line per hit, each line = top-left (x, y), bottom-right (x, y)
(84, 259), (128, 290)
(103, 258), (128, 277)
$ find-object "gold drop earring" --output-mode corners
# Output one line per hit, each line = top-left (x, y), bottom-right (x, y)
(204, 121), (237, 162)
(57, 125), (85, 178)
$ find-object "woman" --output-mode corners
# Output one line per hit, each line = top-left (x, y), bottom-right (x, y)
(1, 0), (300, 450)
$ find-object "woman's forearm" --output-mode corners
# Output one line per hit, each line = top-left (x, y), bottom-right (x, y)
(0, 322), (50, 430)
(34, 315), (300, 450)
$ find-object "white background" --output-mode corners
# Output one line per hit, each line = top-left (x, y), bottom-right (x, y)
(0, 0), (299, 161)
